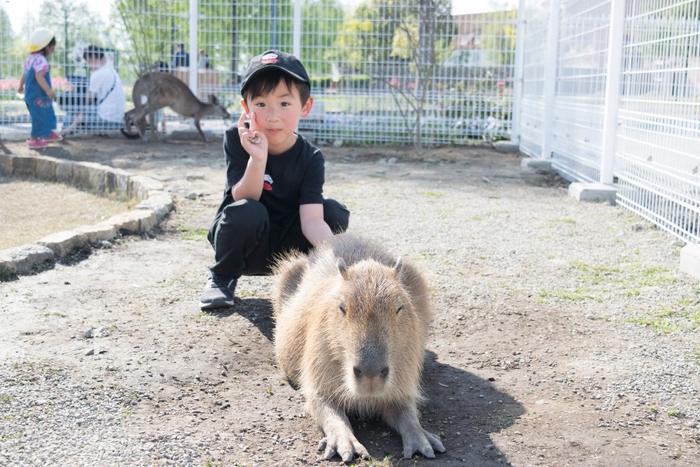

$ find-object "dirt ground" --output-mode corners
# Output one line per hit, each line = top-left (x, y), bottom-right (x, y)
(1, 134), (699, 467)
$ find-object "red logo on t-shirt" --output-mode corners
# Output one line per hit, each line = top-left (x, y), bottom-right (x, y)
(263, 174), (273, 191)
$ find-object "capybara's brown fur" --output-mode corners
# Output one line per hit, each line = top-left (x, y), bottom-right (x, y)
(272, 234), (445, 462)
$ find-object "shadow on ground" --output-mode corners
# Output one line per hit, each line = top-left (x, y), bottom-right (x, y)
(211, 298), (524, 465)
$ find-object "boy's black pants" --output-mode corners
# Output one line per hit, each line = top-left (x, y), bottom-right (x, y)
(207, 198), (350, 278)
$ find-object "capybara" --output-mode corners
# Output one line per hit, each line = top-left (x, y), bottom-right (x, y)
(271, 233), (445, 462)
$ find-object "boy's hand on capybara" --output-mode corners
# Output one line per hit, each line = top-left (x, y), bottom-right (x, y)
(318, 428), (370, 464)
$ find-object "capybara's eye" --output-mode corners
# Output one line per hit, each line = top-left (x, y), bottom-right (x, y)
(396, 298), (404, 314)
(339, 298), (347, 315)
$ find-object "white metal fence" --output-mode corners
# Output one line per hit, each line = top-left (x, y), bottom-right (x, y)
(0, 0), (516, 145)
(516, 0), (700, 244)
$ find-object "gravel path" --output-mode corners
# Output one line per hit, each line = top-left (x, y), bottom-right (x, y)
(1, 139), (699, 466)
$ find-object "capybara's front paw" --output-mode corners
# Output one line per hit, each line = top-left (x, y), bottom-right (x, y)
(401, 428), (446, 459)
(318, 429), (370, 464)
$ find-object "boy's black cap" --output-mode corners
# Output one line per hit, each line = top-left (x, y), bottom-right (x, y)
(240, 50), (310, 96)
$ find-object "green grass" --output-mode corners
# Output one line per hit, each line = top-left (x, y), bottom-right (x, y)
(178, 226), (208, 242)
(627, 303), (700, 333)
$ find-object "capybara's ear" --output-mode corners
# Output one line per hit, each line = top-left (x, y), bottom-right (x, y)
(393, 257), (404, 278)
(337, 258), (349, 280)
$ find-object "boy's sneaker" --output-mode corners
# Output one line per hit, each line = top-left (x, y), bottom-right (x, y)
(199, 272), (237, 310)
(27, 139), (48, 149)
(47, 131), (63, 142)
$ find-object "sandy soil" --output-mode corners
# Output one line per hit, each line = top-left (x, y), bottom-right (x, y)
(1, 134), (699, 467)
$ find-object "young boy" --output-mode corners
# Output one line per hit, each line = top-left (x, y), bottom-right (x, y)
(200, 50), (350, 310)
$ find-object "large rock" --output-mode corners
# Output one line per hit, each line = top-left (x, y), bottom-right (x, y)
(0, 153), (13, 176)
(105, 210), (158, 233)
(12, 155), (37, 177)
(34, 155), (59, 181)
(2, 244), (55, 275)
(136, 191), (174, 219)
(0, 255), (16, 277)
(37, 231), (89, 258)
(76, 223), (117, 244)
(680, 243), (700, 280)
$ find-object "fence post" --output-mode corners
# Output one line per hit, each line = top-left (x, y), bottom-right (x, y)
(541, 0), (560, 159)
(293, 0), (302, 58)
(511, 0), (527, 143)
(189, 0), (199, 99)
(600, 0), (625, 185)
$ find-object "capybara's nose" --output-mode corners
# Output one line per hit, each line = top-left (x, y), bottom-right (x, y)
(354, 365), (390, 379)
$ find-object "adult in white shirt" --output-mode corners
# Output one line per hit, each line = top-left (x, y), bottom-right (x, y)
(62, 45), (125, 134)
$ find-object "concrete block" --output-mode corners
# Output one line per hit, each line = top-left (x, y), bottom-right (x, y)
(136, 191), (174, 219)
(34, 155), (59, 181)
(494, 141), (520, 153)
(106, 210), (157, 233)
(37, 230), (89, 258)
(76, 222), (117, 244)
(105, 168), (132, 195)
(3, 244), (55, 274)
(0, 255), (16, 277)
(130, 175), (164, 200)
(12, 155), (37, 177)
(520, 157), (553, 174)
(70, 162), (106, 191)
(55, 159), (75, 185)
(680, 244), (700, 280)
(0, 153), (13, 176)
(568, 182), (617, 205)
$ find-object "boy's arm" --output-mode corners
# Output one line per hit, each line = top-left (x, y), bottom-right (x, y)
(35, 70), (55, 99)
(300, 204), (333, 247)
(232, 111), (268, 201)
(18, 72), (26, 94)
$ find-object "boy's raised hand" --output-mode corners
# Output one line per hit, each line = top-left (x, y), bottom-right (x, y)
(238, 111), (267, 163)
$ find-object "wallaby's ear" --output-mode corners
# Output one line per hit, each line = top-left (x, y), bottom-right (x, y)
(210, 95), (219, 104)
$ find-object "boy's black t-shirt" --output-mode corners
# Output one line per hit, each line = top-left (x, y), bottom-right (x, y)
(217, 126), (325, 226)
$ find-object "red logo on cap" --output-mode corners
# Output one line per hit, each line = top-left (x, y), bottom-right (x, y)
(261, 53), (279, 64)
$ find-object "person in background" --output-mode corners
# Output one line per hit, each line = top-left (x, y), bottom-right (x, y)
(172, 43), (190, 69)
(198, 49), (212, 69)
(17, 28), (62, 149)
(61, 45), (126, 135)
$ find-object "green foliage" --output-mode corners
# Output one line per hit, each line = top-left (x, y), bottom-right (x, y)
(38, 0), (109, 78)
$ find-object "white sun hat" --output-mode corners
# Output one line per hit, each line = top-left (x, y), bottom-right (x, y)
(29, 28), (54, 53)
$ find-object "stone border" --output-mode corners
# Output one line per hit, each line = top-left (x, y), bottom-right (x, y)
(0, 154), (174, 276)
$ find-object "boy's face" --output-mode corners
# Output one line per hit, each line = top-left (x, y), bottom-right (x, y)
(241, 78), (313, 155)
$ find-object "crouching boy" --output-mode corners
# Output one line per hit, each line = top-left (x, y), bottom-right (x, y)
(200, 50), (350, 310)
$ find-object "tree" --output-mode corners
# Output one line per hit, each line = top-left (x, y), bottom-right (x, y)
(334, 0), (454, 154)
(38, 0), (107, 77)
(0, 8), (15, 79)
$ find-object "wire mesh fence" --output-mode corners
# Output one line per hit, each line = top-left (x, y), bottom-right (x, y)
(517, 0), (700, 244)
(0, 0), (517, 145)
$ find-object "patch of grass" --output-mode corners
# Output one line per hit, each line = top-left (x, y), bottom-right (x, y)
(120, 409), (133, 417)
(627, 300), (700, 333)
(667, 407), (681, 417)
(1, 394), (10, 403)
(472, 216), (483, 221)
(636, 266), (675, 287)
(569, 260), (620, 285)
(0, 177), (136, 250)
(422, 190), (445, 197)
(178, 226), (208, 242)
(554, 217), (576, 224)
(1, 432), (23, 442)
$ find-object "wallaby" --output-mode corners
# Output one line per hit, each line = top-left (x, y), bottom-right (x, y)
(121, 71), (230, 142)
